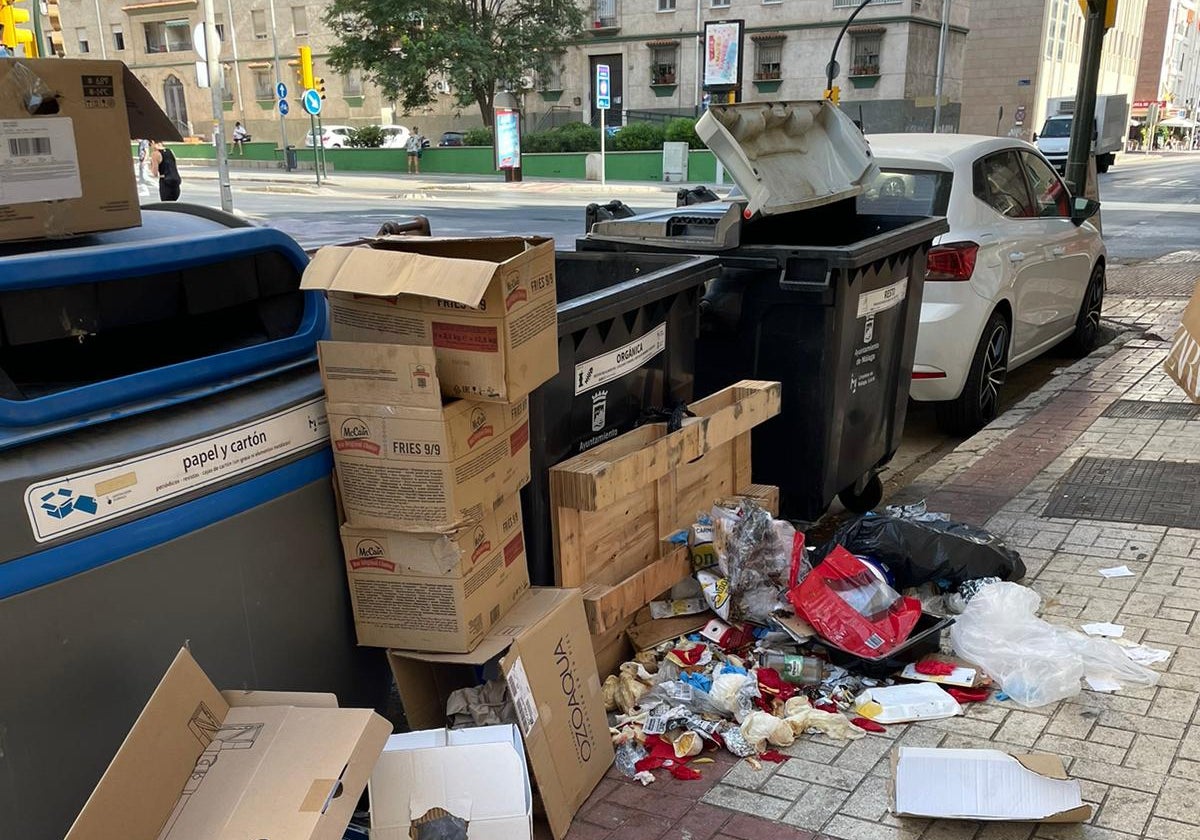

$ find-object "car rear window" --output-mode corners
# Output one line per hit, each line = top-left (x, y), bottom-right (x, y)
(857, 168), (953, 216)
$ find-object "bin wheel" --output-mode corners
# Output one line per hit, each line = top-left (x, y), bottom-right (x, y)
(838, 474), (883, 513)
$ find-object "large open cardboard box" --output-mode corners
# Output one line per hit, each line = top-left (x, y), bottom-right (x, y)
(302, 237), (558, 403)
(65, 648), (391, 840)
(387, 589), (613, 840)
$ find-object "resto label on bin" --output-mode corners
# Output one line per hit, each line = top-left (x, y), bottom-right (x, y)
(23, 399), (329, 542)
(857, 278), (908, 319)
(574, 323), (667, 396)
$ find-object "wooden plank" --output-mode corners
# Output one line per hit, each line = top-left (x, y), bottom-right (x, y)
(582, 546), (692, 634)
(549, 381), (782, 512)
(591, 616), (635, 680)
(739, 484), (780, 516)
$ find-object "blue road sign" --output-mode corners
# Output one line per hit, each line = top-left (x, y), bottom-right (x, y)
(278, 99), (290, 116)
(302, 88), (322, 116)
(276, 81), (288, 99)
(596, 64), (610, 110)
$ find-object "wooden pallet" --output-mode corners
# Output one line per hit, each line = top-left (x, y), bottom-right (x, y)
(550, 380), (782, 634)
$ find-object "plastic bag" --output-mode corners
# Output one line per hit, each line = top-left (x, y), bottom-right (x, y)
(788, 546), (922, 658)
(950, 582), (1158, 708)
(821, 514), (1025, 590)
(697, 569), (731, 621)
(713, 502), (803, 624)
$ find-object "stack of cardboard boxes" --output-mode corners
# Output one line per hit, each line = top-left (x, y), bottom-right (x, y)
(302, 236), (559, 654)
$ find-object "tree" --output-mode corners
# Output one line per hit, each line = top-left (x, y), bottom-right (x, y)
(324, 0), (581, 126)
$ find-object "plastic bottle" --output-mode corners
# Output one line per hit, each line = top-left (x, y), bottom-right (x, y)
(758, 651), (823, 685)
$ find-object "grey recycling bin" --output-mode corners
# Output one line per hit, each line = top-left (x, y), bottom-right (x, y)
(0, 206), (388, 840)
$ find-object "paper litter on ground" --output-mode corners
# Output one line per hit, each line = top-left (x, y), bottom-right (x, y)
(1085, 676), (1123, 693)
(1081, 622), (1125, 638)
(1115, 640), (1172, 666)
(1098, 566), (1135, 578)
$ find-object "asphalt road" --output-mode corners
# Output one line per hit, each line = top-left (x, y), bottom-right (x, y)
(170, 153), (1199, 506)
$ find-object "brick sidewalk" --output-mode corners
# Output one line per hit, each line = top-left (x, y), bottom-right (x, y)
(562, 291), (1199, 840)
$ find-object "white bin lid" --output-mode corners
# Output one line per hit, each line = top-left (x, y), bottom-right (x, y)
(696, 100), (879, 219)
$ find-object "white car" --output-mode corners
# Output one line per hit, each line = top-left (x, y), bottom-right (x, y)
(305, 125), (355, 148)
(379, 125), (412, 149)
(862, 134), (1106, 434)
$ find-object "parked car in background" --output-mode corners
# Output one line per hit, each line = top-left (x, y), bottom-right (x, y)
(438, 131), (465, 147)
(863, 134), (1106, 435)
(379, 125), (412, 149)
(305, 125), (355, 148)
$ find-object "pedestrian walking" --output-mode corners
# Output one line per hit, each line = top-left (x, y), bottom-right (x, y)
(406, 127), (423, 174)
(232, 121), (250, 156)
(136, 138), (152, 195)
(151, 140), (182, 202)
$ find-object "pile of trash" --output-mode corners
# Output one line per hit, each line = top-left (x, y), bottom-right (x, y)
(605, 500), (1161, 785)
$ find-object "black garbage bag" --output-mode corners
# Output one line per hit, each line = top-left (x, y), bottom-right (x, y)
(817, 514), (1025, 590)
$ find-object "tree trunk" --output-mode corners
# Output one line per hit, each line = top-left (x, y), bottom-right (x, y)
(476, 87), (495, 126)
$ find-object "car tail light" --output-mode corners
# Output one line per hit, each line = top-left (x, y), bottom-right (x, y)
(926, 242), (979, 281)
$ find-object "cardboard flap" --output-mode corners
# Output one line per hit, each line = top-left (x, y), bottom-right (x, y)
(223, 690), (340, 709)
(301, 246), (497, 307)
(121, 65), (182, 141)
(500, 590), (612, 840)
(891, 747), (1089, 823)
(65, 648), (230, 840)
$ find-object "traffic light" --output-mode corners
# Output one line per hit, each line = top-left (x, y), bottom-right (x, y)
(0, 0), (39, 57)
(299, 45), (314, 90)
(314, 76), (326, 99)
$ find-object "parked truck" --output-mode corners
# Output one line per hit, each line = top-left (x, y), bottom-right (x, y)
(1035, 94), (1128, 173)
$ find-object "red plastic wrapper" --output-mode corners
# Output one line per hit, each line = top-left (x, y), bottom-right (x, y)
(759, 750), (790, 763)
(669, 764), (703, 780)
(756, 668), (799, 704)
(914, 659), (957, 676)
(850, 717), (887, 733)
(946, 686), (990, 704)
(787, 545), (922, 658)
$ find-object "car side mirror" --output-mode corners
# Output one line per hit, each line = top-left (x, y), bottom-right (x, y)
(1071, 196), (1101, 226)
(1032, 132), (1039, 141)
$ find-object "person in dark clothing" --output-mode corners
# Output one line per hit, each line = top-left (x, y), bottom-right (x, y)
(151, 140), (182, 201)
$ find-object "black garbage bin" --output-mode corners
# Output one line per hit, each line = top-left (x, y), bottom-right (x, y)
(579, 101), (949, 522)
(284, 144), (298, 171)
(522, 252), (720, 585)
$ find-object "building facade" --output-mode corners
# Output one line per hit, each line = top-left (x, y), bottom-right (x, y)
(51, 0), (470, 143)
(960, 0), (1147, 140)
(1134, 0), (1200, 120)
(536, 0), (969, 134)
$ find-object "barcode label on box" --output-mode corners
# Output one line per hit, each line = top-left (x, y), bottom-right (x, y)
(506, 657), (539, 737)
(8, 136), (52, 157)
(0, 117), (82, 206)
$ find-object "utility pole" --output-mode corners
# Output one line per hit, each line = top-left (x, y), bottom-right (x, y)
(268, 0), (290, 169)
(1066, 0), (1111, 194)
(932, 0), (951, 132)
(202, 0), (233, 210)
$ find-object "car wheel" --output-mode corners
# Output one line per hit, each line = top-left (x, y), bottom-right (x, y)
(1065, 263), (1105, 356)
(935, 310), (1010, 436)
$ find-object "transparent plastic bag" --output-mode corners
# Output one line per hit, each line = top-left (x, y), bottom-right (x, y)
(950, 582), (1158, 708)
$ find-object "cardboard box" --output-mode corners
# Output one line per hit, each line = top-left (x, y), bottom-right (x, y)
(370, 725), (532, 840)
(302, 237), (559, 403)
(388, 589), (614, 840)
(0, 60), (178, 243)
(322, 344), (532, 530)
(341, 493), (531, 652)
(890, 747), (1092, 822)
(65, 647), (391, 840)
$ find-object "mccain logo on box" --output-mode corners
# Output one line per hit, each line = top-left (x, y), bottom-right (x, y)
(350, 538), (393, 572)
(467, 407), (495, 449)
(335, 417), (380, 454)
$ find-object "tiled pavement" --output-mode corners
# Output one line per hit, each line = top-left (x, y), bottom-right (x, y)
(563, 292), (1200, 840)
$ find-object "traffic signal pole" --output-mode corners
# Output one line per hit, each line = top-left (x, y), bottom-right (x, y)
(1066, 0), (1108, 194)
